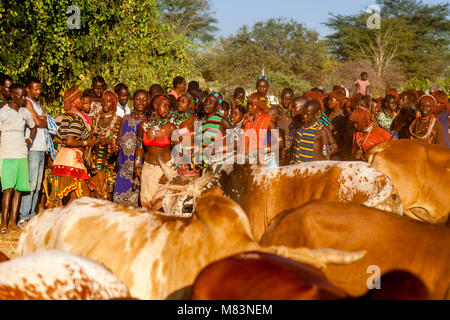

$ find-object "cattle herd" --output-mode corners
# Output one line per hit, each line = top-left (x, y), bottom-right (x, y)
(0, 139), (449, 300)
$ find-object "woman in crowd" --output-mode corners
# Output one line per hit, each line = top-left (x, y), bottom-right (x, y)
(409, 95), (445, 146)
(196, 92), (233, 165)
(88, 76), (107, 119)
(91, 90), (122, 200)
(171, 92), (200, 176)
(350, 107), (393, 161)
(113, 90), (148, 207)
(49, 88), (96, 207)
(242, 93), (277, 166)
(376, 94), (399, 133)
(431, 90), (450, 148)
(135, 95), (177, 210)
(326, 90), (351, 160)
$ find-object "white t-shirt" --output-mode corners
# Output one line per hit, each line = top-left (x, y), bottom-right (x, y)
(116, 104), (131, 118)
(25, 98), (46, 152)
(0, 104), (35, 159)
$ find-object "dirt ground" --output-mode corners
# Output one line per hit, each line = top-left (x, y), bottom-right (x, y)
(0, 230), (20, 260)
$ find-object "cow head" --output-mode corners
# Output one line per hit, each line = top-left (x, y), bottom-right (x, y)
(158, 158), (215, 217)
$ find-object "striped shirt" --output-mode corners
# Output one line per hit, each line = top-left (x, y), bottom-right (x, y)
(294, 120), (323, 163)
(197, 112), (225, 161)
(57, 113), (91, 146)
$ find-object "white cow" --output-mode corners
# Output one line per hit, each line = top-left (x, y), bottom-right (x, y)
(0, 250), (131, 300)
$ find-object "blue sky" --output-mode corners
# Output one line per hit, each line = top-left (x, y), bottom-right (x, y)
(210, 0), (448, 39)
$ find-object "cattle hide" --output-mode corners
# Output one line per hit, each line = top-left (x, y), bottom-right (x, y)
(0, 250), (131, 300)
(18, 197), (365, 300)
(212, 161), (403, 240)
(366, 140), (450, 225)
(260, 200), (450, 299)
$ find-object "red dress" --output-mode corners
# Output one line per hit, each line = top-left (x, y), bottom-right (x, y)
(243, 113), (273, 152)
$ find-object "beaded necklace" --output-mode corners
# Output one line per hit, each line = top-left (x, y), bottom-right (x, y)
(279, 104), (292, 118)
(410, 115), (436, 142)
(171, 112), (192, 127)
(96, 113), (118, 139)
(143, 117), (172, 137)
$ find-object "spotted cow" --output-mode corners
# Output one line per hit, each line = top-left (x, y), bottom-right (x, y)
(18, 193), (365, 300)
(161, 161), (402, 240)
(0, 250), (131, 300)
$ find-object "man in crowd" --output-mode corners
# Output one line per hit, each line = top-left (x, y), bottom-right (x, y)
(0, 74), (14, 108)
(0, 84), (36, 234)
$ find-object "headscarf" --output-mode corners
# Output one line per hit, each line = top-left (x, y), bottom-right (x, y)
(63, 88), (83, 112)
(102, 90), (118, 107)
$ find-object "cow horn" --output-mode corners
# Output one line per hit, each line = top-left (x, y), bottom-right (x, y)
(264, 246), (366, 270)
(157, 155), (178, 183)
(194, 170), (214, 190)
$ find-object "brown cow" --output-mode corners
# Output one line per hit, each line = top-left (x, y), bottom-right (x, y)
(366, 140), (450, 224)
(161, 160), (402, 240)
(0, 250), (131, 300)
(191, 252), (430, 300)
(260, 201), (450, 299)
(18, 193), (365, 300)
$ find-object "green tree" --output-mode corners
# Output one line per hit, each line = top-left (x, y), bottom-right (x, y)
(157, 0), (218, 43)
(200, 18), (326, 98)
(0, 0), (197, 115)
(325, 0), (449, 81)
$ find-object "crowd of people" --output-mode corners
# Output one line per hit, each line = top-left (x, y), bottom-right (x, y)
(0, 72), (448, 234)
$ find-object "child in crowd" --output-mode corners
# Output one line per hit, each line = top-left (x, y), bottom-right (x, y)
(355, 72), (370, 96)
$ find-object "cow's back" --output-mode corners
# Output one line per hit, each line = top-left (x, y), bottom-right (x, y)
(260, 201), (450, 299)
(18, 198), (170, 300)
(367, 140), (450, 224)
(219, 162), (401, 240)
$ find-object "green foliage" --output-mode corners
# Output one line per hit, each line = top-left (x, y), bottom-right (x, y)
(0, 0), (197, 116)
(200, 18), (327, 98)
(405, 76), (450, 94)
(157, 0), (218, 43)
(325, 0), (449, 81)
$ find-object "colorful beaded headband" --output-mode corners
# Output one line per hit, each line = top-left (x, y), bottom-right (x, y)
(257, 76), (269, 85)
(183, 92), (195, 104)
(210, 91), (223, 106)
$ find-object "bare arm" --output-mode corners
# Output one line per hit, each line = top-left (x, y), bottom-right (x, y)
(65, 135), (96, 148)
(134, 123), (145, 179)
(26, 100), (47, 128)
(26, 126), (37, 147)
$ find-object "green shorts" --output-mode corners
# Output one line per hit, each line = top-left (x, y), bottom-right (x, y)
(1, 158), (31, 192)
